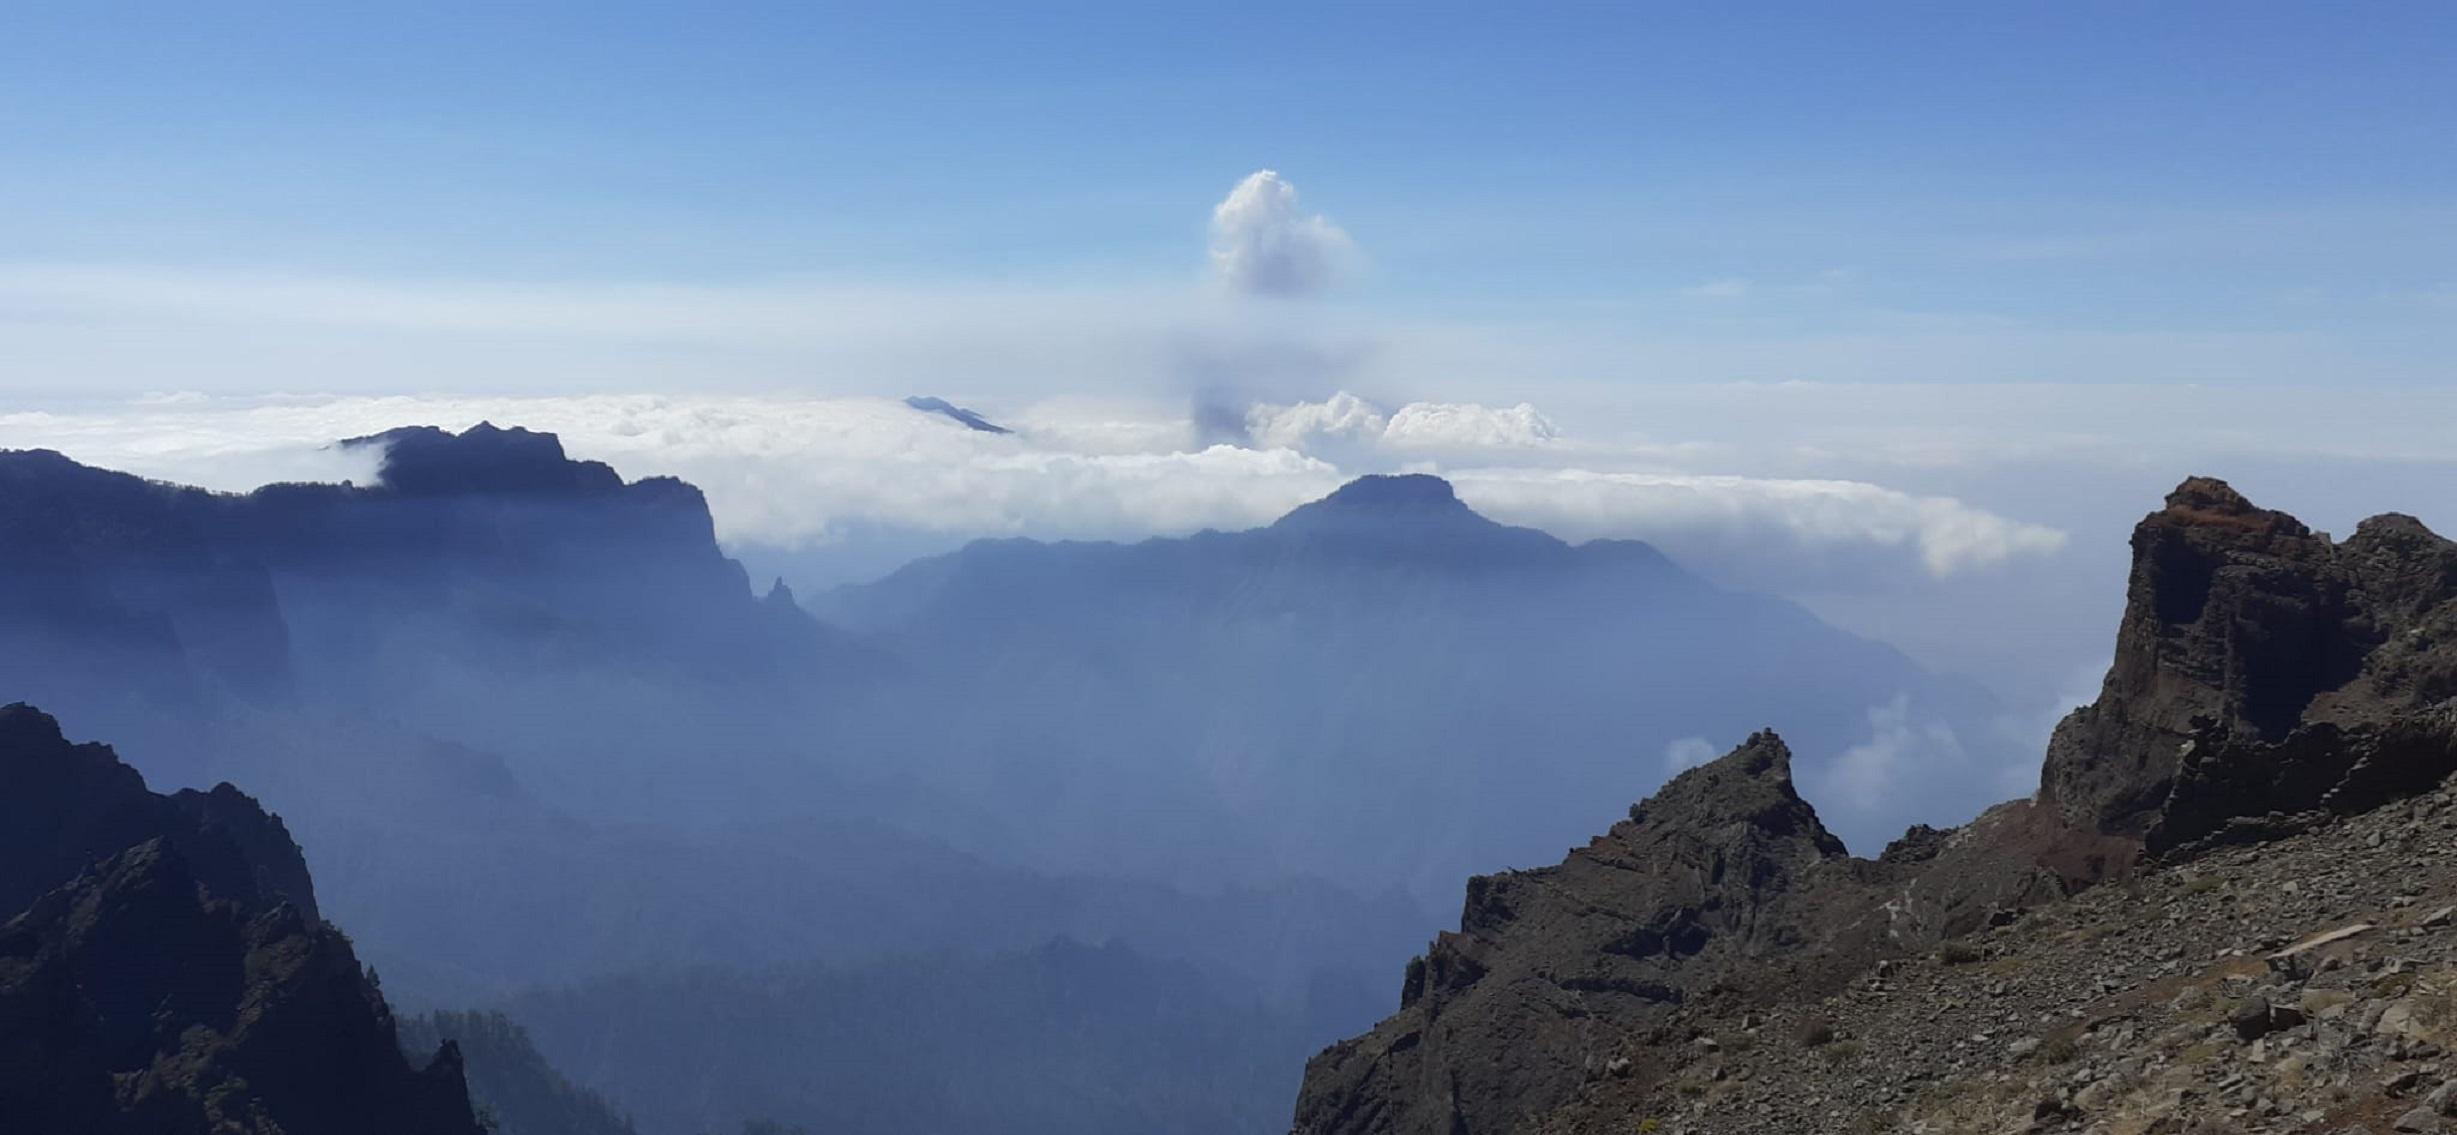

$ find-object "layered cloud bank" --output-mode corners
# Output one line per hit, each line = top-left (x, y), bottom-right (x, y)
(0, 389), (2062, 592)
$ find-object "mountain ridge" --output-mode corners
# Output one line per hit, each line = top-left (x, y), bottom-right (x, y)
(1292, 475), (2457, 1134)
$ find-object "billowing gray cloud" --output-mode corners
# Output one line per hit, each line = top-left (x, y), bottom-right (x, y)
(1208, 171), (1357, 297)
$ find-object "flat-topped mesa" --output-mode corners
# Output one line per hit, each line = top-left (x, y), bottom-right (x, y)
(345, 421), (626, 497)
(1265, 476), (1580, 571)
(2040, 476), (2457, 854)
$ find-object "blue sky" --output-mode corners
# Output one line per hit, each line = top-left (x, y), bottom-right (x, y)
(3, 3), (2454, 711)
(4, 2), (2450, 349)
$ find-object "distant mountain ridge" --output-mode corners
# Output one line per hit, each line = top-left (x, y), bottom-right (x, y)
(820, 471), (2008, 893)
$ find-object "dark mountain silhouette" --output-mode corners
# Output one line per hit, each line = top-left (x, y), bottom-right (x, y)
(902, 395), (1012, 433)
(0, 704), (481, 1135)
(1292, 477), (2457, 1134)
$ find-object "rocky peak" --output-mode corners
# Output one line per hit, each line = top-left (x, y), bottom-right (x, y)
(2040, 477), (2457, 850)
(1296, 477), (2457, 1135)
(904, 395), (1012, 434)
(0, 708), (482, 1134)
(1298, 732), (1867, 1134)
(2155, 475), (2307, 535)
(1626, 730), (1845, 857)
(1268, 475), (1524, 554)
(346, 422), (625, 497)
(1320, 473), (1467, 512)
(0, 702), (317, 922)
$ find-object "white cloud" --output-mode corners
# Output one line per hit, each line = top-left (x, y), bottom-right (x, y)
(1245, 391), (1387, 450)
(1446, 467), (2067, 578)
(1243, 392), (1556, 453)
(1381, 401), (1556, 450)
(0, 393), (2075, 593)
(1208, 171), (1357, 298)
(1812, 696), (1967, 816)
(0, 393), (1345, 548)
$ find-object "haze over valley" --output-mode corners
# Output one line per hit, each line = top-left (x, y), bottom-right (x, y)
(1, 6), (2451, 1134)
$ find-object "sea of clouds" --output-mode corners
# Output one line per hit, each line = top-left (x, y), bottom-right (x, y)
(0, 389), (2071, 587)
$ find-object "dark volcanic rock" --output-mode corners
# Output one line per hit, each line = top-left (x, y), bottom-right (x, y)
(2039, 476), (2457, 855)
(1295, 477), (2457, 1134)
(0, 705), (482, 1135)
(1295, 733), (1869, 1134)
(0, 703), (316, 922)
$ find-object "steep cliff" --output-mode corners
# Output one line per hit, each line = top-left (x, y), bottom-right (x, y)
(0, 704), (483, 1135)
(1295, 478), (2457, 1134)
(2040, 476), (2457, 855)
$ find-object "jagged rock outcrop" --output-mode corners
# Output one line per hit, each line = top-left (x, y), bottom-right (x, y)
(2039, 476), (2457, 856)
(0, 704), (317, 921)
(1295, 478), (2457, 1134)
(1295, 734), (1868, 1133)
(0, 704), (483, 1134)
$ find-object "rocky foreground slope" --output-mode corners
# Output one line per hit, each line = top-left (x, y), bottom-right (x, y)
(1295, 478), (2457, 1134)
(0, 703), (481, 1134)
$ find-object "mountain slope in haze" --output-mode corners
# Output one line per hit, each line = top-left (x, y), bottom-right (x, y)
(1293, 477), (2457, 1134)
(499, 939), (1336, 1135)
(0, 431), (1430, 1041)
(0, 434), (2020, 1135)
(0, 703), (482, 1135)
(0, 424), (847, 815)
(400, 1010), (638, 1135)
(821, 473), (2010, 893)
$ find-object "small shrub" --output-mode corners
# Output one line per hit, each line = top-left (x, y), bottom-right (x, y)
(2039, 1034), (2079, 1064)
(1937, 940), (1983, 966)
(1796, 1020), (1837, 1048)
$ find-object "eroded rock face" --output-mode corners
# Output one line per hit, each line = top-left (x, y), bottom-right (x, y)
(0, 704), (482, 1135)
(2039, 477), (2457, 855)
(0, 703), (317, 923)
(1295, 478), (2457, 1134)
(1294, 733), (1868, 1134)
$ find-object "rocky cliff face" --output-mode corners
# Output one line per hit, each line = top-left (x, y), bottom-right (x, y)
(0, 423), (829, 721)
(1294, 478), (2457, 1134)
(1294, 733), (1861, 1133)
(2041, 477), (2457, 856)
(0, 704), (482, 1135)
(0, 704), (317, 921)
